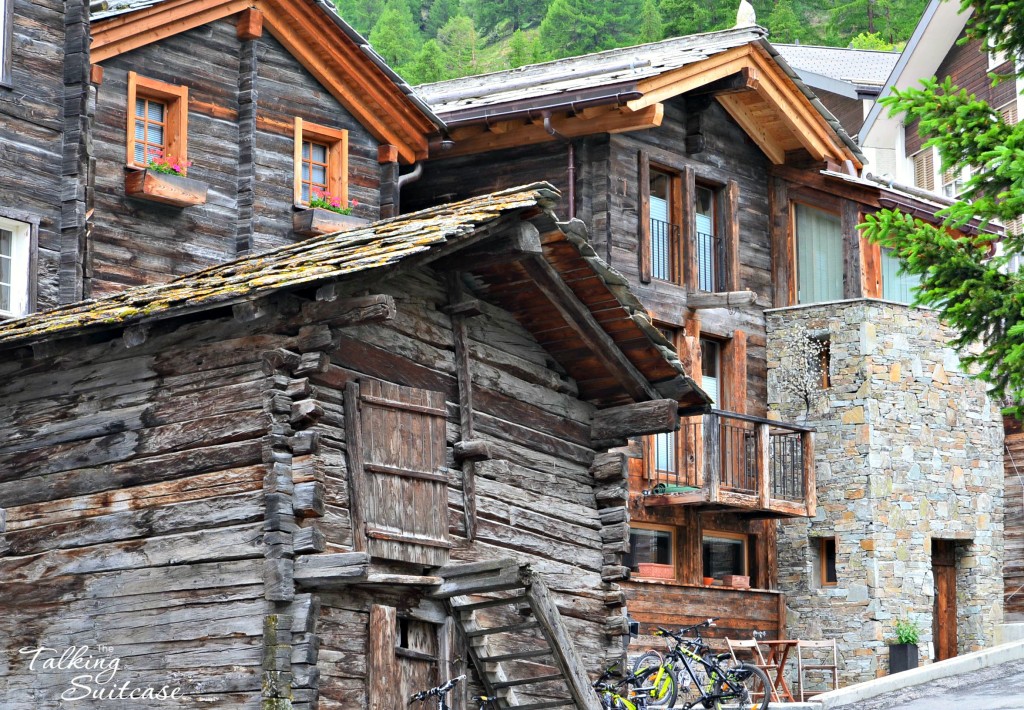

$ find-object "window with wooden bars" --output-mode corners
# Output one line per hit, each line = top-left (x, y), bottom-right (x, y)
(293, 118), (348, 207)
(126, 72), (188, 171)
(0, 0), (13, 86)
(911, 149), (935, 193)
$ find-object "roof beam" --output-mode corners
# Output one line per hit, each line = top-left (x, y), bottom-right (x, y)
(518, 254), (659, 403)
(716, 94), (786, 164)
(434, 103), (663, 159)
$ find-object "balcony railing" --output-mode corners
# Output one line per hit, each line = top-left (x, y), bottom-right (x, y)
(651, 217), (677, 281)
(649, 219), (720, 291)
(645, 410), (815, 518)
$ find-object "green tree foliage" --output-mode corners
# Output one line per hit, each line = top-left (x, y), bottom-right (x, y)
(849, 31), (899, 50)
(659, 0), (727, 38)
(538, 0), (603, 59)
(405, 39), (448, 84)
(507, 29), (541, 68)
(437, 14), (481, 78)
(637, 0), (666, 43)
(766, 0), (804, 44)
(334, 0), (386, 35)
(471, 0), (550, 35)
(859, 0), (1024, 415)
(369, 0), (421, 68)
(426, 0), (461, 35)
(827, 0), (926, 45)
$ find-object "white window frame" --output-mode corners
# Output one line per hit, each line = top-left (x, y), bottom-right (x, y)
(0, 215), (32, 318)
(0, 0), (13, 86)
(988, 35), (1010, 70)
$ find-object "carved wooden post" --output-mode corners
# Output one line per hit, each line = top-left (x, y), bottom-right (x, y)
(703, 413), (720, 504)
(802, 430), (816, 517)
(756, 422), (770, 510)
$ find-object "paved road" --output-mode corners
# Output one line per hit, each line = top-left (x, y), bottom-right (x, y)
(850, 661), (1024, 710)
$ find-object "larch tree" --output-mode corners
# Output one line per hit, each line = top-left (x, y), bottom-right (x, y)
(859, 0), (1024, 415)
(368, 0), (420, 68)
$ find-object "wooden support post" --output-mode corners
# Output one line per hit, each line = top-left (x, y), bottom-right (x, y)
(724, 179), (741, 290)
(841, 199), (862, 299)
(681, 166), (697, 289)
(726, 329), (747, 414)
(448, 273), (478, 541)
(769, 176), (793, 306)
(236, 7), (263, 39)
(343, 382), (368, 552)
(638, 150), (651, 283)
(368, 605), (400, 710)
(755, 422), (770, 510)
(703, 413), (720, 504)
(802, 431), (816, 517)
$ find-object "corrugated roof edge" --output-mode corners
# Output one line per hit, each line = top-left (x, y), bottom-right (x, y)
(88, 0), (446, 132)
(761, 39), (866, 163)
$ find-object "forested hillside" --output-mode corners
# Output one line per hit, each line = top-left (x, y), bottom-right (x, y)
(335, 0), (925, 84)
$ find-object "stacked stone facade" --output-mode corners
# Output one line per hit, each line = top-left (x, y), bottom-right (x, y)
(767, 299), (1004, 683)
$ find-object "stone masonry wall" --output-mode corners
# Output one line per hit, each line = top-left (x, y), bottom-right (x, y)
(766, 299), (1004, 684)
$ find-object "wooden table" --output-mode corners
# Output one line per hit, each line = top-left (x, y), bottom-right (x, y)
(761, 639), (799, 702)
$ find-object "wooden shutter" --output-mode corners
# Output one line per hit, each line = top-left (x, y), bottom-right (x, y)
(346, 379), (450, 566)
(912, 149), (935, 192)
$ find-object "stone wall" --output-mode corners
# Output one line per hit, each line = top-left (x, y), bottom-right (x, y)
(766, 299), (1004, 684)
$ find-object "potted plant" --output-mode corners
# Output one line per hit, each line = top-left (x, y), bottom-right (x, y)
(293, 189), (368, 236)
(125, 155), (208, 207)
(888, 618), (921, 674)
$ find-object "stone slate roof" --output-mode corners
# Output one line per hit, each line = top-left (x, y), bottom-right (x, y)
(417, 26), (767, 117)
(0, 184), (700, 405)
(775, 44), (900, 89)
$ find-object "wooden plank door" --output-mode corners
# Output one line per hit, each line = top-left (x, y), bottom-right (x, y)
(347, 379), (451, 567)
(932, 540), (957, 661)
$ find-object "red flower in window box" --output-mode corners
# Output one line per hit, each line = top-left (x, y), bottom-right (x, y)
(309, 188), (357, 215)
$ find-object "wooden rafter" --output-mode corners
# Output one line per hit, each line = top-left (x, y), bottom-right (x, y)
(627, 43), (859, 168)
(436, 103), (664, 159)
(90, 0), (435, 163)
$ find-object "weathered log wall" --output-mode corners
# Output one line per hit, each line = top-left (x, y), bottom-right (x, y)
(1, 0), (82, 312)
(88, 18), (381, 297)
(0, 317), (279, 707)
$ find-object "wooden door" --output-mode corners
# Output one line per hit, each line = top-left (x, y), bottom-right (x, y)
(932, 540), (957, 661)
(346, 379), (451, 567)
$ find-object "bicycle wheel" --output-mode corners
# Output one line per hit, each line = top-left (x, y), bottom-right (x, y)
(633, 654), (677, 708)
(711, 662), (770, 710)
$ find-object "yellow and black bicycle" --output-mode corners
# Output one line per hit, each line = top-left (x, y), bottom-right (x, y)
(630, 620), (770, 710)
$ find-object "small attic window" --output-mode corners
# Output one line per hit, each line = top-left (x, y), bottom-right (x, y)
(293, 118), (348, 207)
(126, 72), (189, 173)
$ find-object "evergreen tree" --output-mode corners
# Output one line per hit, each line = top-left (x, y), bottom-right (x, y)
(859, 0), (1024, 416)
(405, 39), (448, 84)
(334, 0), (386, 35)
(538, 0), (603, 59)
(473, 0), (550, 35)
(766, 0), (803, 44)
(426, 0), (460, 36)
(637, 0), (665, 44)
(508, 29), (540, 68)
(827, 0), (927, 46)
(659, 0), (724, 38)
(437, 14), (480, 78)
(849, 31), (899, 50)
(368, 0), (420, 68)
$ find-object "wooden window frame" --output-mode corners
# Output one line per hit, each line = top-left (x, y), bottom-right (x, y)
(126, 72), (188, 172)
(627, 523), (677, 580)
(702, 529), (748, 579)
(819, 536), (838, 587)
(0, 0), (13, 87)
(0, 210), (38, 319)
(293, 117), (348, 207)
(648, 165), (684, 284)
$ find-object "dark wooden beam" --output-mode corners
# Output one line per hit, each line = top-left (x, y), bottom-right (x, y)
(591, 399), (680, 445)
(433, 219), (542, 272)
(519, 255), (659, 403)
(448, 272), (479, 541)
(687, 68), (755, 97)
(301, 294), (396, 328)
(685, 290), (757, 309)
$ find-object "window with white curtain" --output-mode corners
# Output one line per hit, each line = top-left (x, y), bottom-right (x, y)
(695, 185), (718, 291)
(795, 203), (843, 304)
(0, 216), (31, 318)
(881, 248), (921, 304)
(700, 337), (720, 406)
(650, 169), (674, 281)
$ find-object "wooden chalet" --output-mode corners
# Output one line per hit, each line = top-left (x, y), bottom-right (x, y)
(404, 26), (901, 645)
(0, 184), (714, 708)
(60, 0), (439, 302)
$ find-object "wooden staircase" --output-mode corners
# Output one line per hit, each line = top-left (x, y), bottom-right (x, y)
(431, 560), (603, 710)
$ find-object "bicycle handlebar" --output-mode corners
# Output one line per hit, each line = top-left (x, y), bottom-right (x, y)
(410, 675), (466, 703)
(655, 617), (719, 639)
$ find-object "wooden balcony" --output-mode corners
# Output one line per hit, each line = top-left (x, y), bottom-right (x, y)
(642, 410), (815, 518)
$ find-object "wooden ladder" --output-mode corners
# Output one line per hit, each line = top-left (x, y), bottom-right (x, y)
(432, 560), (603, 710)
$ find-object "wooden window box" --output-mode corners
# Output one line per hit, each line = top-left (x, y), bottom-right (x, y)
(722, 574), (750, 589)
(293, 207), (368, 237)
(637, 563), (676, 581)
(125, 169), (208, 207)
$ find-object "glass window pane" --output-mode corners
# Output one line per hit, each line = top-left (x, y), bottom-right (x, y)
(301, 163), (310, 182)
(135, 98), (146, 118)
(796, 203), (843, 304)
(311, 143), (328, 163)
(301, 183), (310, 203)
(0, 283), (9, 313)
(650, 195), (672, 281)
(134, 119), (145, 141)
(881, 248), (921, 304)
(147, 100), (164, 122)
(147, 123), (164, 146)
(629, 528), (673, 568)
(653, 432), (675, 472)
(0, 255), (10, 285)
(312, 164), (327, 185)
(702, 535), (745, 579)
(1, 228), (11, 257)
(302, 142), (310, 160)
(134, 142), (145, 164)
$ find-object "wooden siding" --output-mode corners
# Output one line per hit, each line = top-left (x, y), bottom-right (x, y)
(89, 18), (382, 296)
(905, 30), (1017, 156)
(0, 318), (275, 707)
(0, 0), (74, 312)
(1005, 416), (1024, 622)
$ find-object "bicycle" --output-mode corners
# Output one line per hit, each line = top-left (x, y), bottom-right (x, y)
(631, 620), (770, 710)
(409, 675), (467, 710)
(593, 663), (660, 710)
